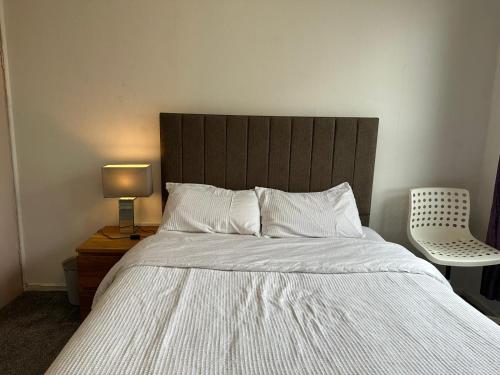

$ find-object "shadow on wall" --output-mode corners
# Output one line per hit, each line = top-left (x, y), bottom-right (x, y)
(377, 188), (411, 247)
(0, 266), (23, 307)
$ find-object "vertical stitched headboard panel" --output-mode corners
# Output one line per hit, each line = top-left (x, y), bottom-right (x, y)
(160, 113), (378, 226)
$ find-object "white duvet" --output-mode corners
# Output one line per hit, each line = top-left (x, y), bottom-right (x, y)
(48, 230), (500, 374)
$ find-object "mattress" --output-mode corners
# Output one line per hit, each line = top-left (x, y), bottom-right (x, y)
(48, 229), (500, 374)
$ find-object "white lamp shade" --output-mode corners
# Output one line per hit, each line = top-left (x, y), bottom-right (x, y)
(102, 164), (153, 198)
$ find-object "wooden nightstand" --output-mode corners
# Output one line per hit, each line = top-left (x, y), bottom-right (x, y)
(77, 225), (158, 320)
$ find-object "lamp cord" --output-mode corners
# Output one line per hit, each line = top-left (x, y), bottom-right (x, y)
(99, 226), (157, 240)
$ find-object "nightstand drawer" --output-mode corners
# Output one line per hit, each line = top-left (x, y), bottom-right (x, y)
(78, 254), (122, 289)
(76, 226), (159, 320)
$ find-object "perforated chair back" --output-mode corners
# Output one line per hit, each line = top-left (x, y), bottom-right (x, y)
(409, 187), (470, 234)
(407, 187), (500, 267)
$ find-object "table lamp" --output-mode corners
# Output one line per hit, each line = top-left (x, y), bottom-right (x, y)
(101, 164), (153, 233)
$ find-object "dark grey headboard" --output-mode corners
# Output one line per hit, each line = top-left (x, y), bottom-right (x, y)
(160, 113), (378, 225)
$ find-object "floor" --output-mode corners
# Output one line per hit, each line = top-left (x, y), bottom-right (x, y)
(0, 292), (80, 375)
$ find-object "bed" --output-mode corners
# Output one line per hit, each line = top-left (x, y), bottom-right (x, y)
(48, 114), (500, 374)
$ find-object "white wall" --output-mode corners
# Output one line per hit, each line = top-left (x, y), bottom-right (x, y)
(3, 0), (500, 287)
(0, 15), (22, 306)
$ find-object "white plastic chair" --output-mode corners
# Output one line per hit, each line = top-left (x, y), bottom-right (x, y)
(407, 187), (500, 279)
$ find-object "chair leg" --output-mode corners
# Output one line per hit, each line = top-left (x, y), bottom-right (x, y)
(445, 266), (451, 280)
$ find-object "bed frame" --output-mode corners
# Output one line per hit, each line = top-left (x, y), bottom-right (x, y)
(159, 113), (378, 225)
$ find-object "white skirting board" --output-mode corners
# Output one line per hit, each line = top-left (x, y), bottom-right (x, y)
(24, 283), (66, 291)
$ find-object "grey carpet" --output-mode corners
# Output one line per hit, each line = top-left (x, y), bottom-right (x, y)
(0, 291), (80, 375)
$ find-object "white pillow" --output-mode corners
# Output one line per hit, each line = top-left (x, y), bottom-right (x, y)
(161, 183), (260, 235)
(255, 183), (363, 238)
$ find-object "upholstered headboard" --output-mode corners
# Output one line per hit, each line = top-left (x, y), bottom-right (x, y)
(159, 113), (378, 225)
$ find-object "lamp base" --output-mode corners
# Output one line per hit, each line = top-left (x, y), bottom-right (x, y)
(119, 197), (136, 234)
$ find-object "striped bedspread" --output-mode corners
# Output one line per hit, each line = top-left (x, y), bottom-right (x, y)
(48, 231), (500, 374)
